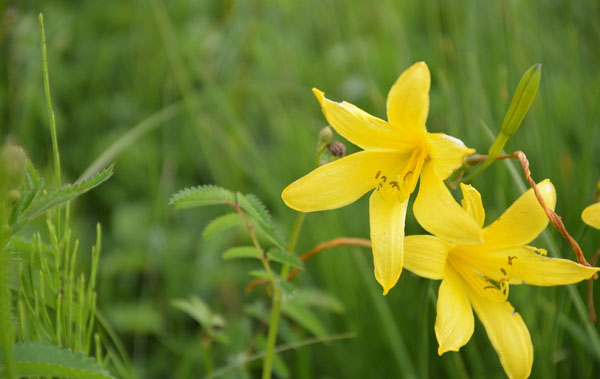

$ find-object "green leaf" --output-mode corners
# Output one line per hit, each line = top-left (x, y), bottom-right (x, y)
(0, 341), (113, 378)
(236, 193), (286, 249)
(292, 289), (345, 314)
(169, 185), (235, 209)
(15, 165), (114, 229)
(222, 246), (261, 260)
(282, 302), (329, 338)
(276, 279), (296, 295)
(267, 248), (303, 269)
(249, 270), (270, 279)
(202, 213), (243, 239)
(172, 296), (226, 332)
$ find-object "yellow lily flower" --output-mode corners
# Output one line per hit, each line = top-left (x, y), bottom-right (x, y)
(403, 180), (600, 379)
(582, 202), (600, 229)
(282, 62), (481, 295)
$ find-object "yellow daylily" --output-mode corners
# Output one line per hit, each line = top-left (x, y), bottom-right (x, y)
(282, 62), (481, 295)
(403, 180), (600, 379)
(582, 202), (600, 229)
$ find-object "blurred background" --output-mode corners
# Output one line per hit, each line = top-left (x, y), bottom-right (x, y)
(1, 0), (600, 377)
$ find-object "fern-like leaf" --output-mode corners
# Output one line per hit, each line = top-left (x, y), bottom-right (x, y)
(0, 341), (114, 378)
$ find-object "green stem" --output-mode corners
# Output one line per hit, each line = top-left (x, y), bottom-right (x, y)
(202, 335), (214, 375)
(0, 245), (16, 379)
(263, 211), (306, 379)
(39, 13), (62, 238)
(262, 287), (282, 379)
(280, 212), (305, 280)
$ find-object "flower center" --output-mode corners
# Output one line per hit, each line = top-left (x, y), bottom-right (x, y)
(448, 251), (517, 303)
(374, 139), (430, 202)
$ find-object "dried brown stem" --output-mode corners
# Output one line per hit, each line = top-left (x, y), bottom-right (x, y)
(245, 238), (371, 294)
(498, 151), (594, 272)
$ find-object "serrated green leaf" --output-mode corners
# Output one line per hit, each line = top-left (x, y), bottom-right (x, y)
(222, 246), (261, 260)
(14, 165), (114, 229)
(267, 248), (303, 269)
(169, 185), (235, 209)
(282, 302), (329, 338)
(202, 213), (243, 239)
(0, 341), (114, 378)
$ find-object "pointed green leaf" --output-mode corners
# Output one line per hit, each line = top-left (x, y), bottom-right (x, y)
(222, 246), (261, 260)
(267, 248), (303, 269)
(0, 341), (114, 378)
(202, 213), (243, 239)
(169, 185), (235, 209)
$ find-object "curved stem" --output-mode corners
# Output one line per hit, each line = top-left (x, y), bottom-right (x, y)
(247, 238), (372, 293)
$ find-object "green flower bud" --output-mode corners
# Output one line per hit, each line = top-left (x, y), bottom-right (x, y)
(317, 126), (333, 149)
(500, 63), (541, 137)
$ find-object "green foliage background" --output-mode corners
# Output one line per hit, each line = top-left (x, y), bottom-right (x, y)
(2, 0), (600, 377)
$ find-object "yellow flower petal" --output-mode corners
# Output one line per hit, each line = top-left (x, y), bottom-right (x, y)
(413, 164), (483, 245)
(460, 245), (600, 286)
(582, 202), (600, 229)
(460, 183), (485, 228)
(282, 151), (407, 212)
(483, 179), (556, 247)
(467, 291), (533, 379)
(386, 61), (430, 134)
(404, 235), (452, 280)
(426, 133), (476, 180)
(435, 266), (474, 354)
(370, 191), (409, 295)
(312, 88), (415, 151)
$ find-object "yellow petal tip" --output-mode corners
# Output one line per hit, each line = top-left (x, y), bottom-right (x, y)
(312, 87), (324, 102)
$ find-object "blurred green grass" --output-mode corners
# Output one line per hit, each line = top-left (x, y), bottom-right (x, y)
(2, 0), (600, 377)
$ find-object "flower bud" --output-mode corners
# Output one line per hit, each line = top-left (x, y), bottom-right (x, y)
(317, 126), (333, 150)
(328, 141), (346, 157)
(487, 64), (541, 162)
(500, 63), (541, 137)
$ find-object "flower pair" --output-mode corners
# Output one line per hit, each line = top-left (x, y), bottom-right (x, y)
(283, 62), (481, 295)
(282, 62), (599, 378)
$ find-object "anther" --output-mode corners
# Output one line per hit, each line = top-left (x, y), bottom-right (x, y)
(500, 268), (507, 276)
(508, 256), (517, 265)
(403, 171), (413, 181)
(389, 181), (399, 189)
(375, 170), (381, 179)
(381, 176), (387, 182)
